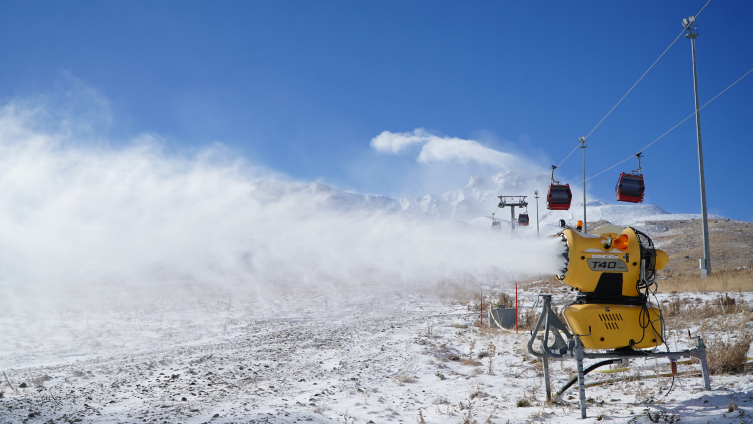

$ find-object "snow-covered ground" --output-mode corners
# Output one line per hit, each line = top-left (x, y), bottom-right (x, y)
(1, 110), (748, 424)
(1, 284), (752, 424)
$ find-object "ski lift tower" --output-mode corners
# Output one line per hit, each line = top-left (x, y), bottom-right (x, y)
(497, 195), (528, 235)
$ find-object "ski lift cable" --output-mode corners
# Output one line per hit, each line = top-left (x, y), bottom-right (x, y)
(548, 0), (712, 177)
(556, 144), (582, 169)
(582, 0), (712, 141)
(535, 145), (578, 183)
(581, 30), (687, 141)
(548, 28), (685, 177)
(574, 63), (753, 186)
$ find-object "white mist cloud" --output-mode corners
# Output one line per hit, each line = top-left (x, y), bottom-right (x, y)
(370, 128), (519, 168)
(0, 93), (566, 315)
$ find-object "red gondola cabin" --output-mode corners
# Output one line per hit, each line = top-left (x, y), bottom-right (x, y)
(547, 184), (572, 210)
(615, 173), (645, 203)
(518, 214), (530, 226)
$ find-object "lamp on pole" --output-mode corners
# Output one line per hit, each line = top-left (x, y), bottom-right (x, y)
(534, 190), (540, 238)
(683, 15), (711, 277)
(580, 137), (587, 234)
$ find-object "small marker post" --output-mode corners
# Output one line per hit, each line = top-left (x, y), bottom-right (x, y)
(480, 286), (483, 327)
(515, 281), (519, 333)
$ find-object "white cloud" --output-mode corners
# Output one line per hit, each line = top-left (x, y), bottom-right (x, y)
(369, 128), (430, 154)
(418, 137), (515, 166)
(370, 128), (517, 168)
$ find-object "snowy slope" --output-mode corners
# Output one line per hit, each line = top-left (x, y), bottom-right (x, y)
(1, 286), (750, 423)
(396, 172), (544, 221)
(249, 179), (403, 213)
(249, 173), (724, 231)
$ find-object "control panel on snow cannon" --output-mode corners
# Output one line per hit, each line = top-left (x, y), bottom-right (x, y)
(554, 225), (669, 350)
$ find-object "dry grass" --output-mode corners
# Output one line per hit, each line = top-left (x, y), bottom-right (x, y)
(516, 308), (538, 331)
(516, 398), (531, 407)
(658, 267), (753, 293)
(663, 294), (750, 321)
(394, 373), (417, 383)
(486, 342), (497, 375)
(29, 374), (50, 389)
(657, 288), (753, 375)
(706, 332), (753, 374)
(496, 292), (514, 309)
(428, 279), (483, 306)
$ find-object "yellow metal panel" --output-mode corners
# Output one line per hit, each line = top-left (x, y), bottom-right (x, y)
(564, 304), (663, 350)
(594, 225), (623, 236)
(558, 228), (642, 297)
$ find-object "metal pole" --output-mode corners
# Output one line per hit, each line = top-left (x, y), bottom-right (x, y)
(686, 18), (711, 277)
(580, 137), (587, 234)
(510, 205), (515, 235)
(541, 303), (552, 402)
(575, 337), (587, 419)
(535, 190), (540, 238)
(542, 355), (552, 403)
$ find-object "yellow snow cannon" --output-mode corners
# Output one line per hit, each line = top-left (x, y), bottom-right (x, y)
(555, 225), (668, 350)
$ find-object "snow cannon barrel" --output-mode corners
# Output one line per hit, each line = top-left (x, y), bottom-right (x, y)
(555, 225), (668, 301)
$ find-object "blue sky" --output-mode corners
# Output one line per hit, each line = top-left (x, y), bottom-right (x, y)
(1, 1), (752, 221)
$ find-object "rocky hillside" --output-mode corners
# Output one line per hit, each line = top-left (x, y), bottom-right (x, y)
(587, 218), (753, 277)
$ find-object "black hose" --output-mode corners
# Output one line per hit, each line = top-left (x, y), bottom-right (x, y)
(557, 359), (622, 396)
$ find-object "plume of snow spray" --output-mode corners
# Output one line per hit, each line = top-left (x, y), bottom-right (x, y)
(0, 100), (564, 313)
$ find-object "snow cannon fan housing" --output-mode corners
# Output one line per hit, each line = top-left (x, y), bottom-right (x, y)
(555, 225), (669, 350)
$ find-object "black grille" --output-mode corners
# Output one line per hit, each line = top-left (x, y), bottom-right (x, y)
(599, 313), (623, 321)
(599, 313), (623, 330)
(630, 227), (656, 281)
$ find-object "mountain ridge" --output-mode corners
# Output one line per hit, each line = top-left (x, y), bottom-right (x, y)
(247, 172), (725, 229)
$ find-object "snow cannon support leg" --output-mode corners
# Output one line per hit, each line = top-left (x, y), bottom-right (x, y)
(697, 336), (711, 391)
(575, 336), (587, 419)
(543, 355), (552, 403)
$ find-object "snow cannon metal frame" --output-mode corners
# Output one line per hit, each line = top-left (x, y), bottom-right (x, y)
(526, 224), (711, 419)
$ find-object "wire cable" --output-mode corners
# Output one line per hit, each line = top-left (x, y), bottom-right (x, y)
(557, 359), (622, 396)
(534, 144), (581, 184)
(551, 0), (713, 173)
(583, 0), (712, 142)
(557, 144), (582, 169)
(583, 33), (686, 142)
(695, 0), (712, 17)
(552, 30), (686, 173)
(658, 375), (676, 401)
(573, 64), (753, 186)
